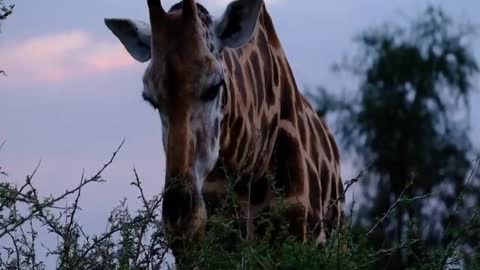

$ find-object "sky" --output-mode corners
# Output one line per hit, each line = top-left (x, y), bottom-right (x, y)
(1, 0), (480, 259)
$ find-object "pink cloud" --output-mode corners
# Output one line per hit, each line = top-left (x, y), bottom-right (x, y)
(83, 43), (135, 72)
(0, 30), (136, 85)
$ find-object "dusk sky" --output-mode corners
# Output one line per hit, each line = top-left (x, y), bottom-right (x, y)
(1, 0), (479, 243)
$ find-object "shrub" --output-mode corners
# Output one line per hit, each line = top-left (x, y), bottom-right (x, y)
(1, 142), (479, 269)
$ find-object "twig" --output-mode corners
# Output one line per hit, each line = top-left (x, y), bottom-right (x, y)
(7, 232), (21, 269)
(58, 172), (86, 269)
(0, 139), (6, 151)
(77, 225), (124, 262)
(354, 239), (422, 270)
(0, 140), (125, 238)
(28, 219), (40, 270)
(132, 167), (155, 266)
(343, 162), (375, 195)
(439, 154), (480, 268)
(367, 177), (416, 236)
(311, 163), (374, 236)
(0, 161), (43, 237)
(370, 239), (421, 257)
(47, 139), (125, 206)
(133, 167), (150, 212)
(452, 154), (480, 214)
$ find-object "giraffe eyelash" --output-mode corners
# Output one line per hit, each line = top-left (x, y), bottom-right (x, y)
(201, 79), (224, 102)
(142, 91), (158, 109)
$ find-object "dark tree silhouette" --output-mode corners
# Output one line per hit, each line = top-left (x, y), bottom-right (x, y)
(316, 6), (480, 269)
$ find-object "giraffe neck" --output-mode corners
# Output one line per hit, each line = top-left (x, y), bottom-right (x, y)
(219, 5), (300, 176)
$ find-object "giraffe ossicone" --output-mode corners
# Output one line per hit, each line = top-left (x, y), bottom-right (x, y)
(105, 0), (344, 258)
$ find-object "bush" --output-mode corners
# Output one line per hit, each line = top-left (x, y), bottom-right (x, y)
(1, 142), (479, 269)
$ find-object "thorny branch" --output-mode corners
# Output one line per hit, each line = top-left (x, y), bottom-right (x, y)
(0, 3), (13, 21)
(439, 154), (480, 268)
(1, 138), (479, 269)
(367, 177), (423, 236)
(0, 140), (125, 239)
(0, 140), (177, 269)
(0, 139), (6, 151)
(1, 138), (174, 269)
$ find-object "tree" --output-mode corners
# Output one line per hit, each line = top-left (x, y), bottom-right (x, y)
(0, 0), (13, 26)
(0, 0), (14, 76)
(317, 6), (480, 269)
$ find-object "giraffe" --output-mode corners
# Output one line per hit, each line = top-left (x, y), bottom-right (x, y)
(105, 0), (344, 259)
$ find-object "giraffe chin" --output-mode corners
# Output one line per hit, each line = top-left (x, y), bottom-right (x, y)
(165, 211), (207, 265)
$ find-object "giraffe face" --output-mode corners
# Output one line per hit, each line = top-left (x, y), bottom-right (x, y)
(140, 4), (226, 195)
(141, 7), (227, 251)
(145, 58), (224, 255)
(105, 0), (263, 254)
(107, 4), (226, 187)
(142, 47), (225, 189)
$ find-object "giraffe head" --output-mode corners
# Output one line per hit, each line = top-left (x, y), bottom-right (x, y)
(105, 0), (263, 255)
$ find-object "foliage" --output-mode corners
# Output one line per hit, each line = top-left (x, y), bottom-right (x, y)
(314, 5), (480, 269)
(0, 0), (14, 76)
(0, 142), (171, 270)
(0, 0), (13, 26)
(1, 141), (480, 269)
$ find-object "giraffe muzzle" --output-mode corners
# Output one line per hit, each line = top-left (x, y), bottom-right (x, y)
(162, 178), (207, 256)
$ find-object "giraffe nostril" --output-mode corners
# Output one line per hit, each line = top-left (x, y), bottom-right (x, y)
(163, 185), (194, 223)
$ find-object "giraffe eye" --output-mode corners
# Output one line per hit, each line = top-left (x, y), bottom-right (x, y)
(201, 79), (224, 102)
(142, 91), (159, 109)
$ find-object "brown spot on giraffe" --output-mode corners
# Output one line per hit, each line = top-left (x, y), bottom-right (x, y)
(272, 55), (280, 87)
(262, 6), (281, 49)
(274, 128), (305, 197)
(256, 30), (276, 107)
(223, 51), (233, 71)
(105, 0), (343, 259)
(297, 112), (307, 146)
(279, 65), (296, 122)
(250, 51), (264, 105)
(233, 57), (247, 103)
(320, 160), (331, 205)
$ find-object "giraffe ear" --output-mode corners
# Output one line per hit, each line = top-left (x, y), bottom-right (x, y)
(215, 0), (263, 49)
(104, 18), (152, 63)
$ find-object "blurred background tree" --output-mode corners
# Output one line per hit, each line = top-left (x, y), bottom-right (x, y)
(314, 5), (480, 269)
